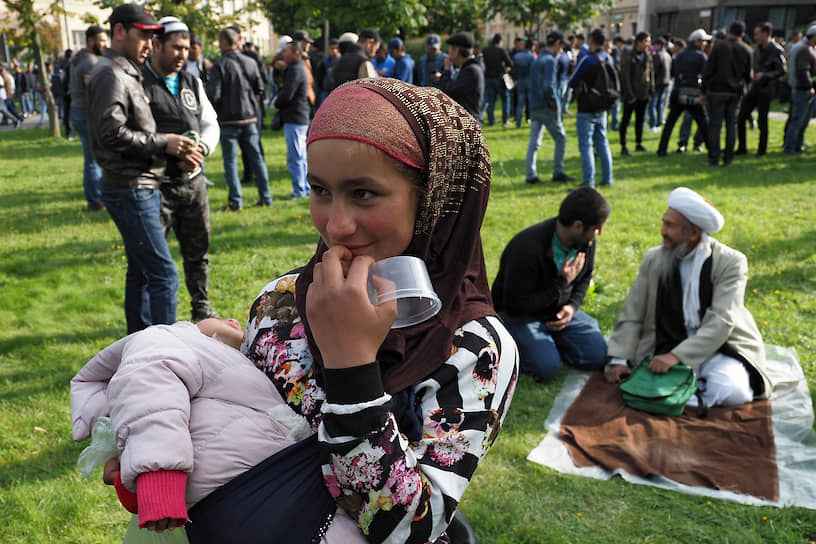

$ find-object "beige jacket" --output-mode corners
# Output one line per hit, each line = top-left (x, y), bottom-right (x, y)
(607, 238), (772, 398)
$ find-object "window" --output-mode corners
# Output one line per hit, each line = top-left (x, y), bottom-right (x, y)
(72, 30), (85, 50)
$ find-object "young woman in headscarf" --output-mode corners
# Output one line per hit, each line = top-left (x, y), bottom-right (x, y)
(185, 78), (518, 544)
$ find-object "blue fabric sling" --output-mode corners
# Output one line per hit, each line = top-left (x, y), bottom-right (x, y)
(185, 435), (336, 544)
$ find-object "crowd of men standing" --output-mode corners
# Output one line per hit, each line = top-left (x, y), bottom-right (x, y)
(7, 2), (816, 335)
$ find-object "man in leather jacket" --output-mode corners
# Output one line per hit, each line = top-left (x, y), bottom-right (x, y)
(88, 3), (198, 334)
(736, 22), (786, 157)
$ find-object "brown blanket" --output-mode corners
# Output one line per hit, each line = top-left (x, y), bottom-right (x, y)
(560, 372), (779, 501)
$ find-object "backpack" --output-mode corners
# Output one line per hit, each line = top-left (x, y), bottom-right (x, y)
(619, 361), (697, 417)
(578, 53), (619, 112)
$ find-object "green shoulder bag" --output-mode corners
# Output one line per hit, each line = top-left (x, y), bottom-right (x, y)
(619, 360), (697, 416)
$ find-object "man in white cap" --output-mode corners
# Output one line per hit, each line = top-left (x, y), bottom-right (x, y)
(604, 188), (771, 412)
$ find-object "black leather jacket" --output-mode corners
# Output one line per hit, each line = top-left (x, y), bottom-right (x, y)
(88, 48), (168, 189)
(206, 50), (264, 125)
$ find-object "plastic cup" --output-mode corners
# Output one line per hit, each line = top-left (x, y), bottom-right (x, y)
(367, 256), (441, 328)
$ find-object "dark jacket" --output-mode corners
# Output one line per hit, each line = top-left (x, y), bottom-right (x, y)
(275, 59), (310, 125)
(331, 42), (369, 89)
(620, 46), (654, 100)
(671, 45), (707, 89)
(87, 48), (167, 189)
(652, 48), (672, 87)
(435, 56), (484, 122)
(702, 37), (752, 95)
(492, 217), (595, 322)
(568, 49), (612, 113)
(207, 50), (264, 125)
(789, 41), (816, 91)
(482, 44), (513, 79)
(750, 41), (786, 93)
(141, 64), (202, 181)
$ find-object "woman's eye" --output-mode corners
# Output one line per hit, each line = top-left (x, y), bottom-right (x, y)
(353, 189), (376, 200)
(309, 184), (328, 196)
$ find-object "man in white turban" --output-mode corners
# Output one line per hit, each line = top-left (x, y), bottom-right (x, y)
(604, 187), (771, 412)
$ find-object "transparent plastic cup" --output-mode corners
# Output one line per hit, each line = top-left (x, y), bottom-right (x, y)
(367, 256), (442, 328)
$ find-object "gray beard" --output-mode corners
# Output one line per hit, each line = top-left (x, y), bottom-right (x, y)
(659, 240), (691, 284)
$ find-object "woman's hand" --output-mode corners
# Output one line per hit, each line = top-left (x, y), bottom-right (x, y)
(306, 246), (397, 368)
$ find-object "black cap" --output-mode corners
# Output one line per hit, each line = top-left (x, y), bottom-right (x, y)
(293, 30), (314, 44)
(109, 4), (162, 31)
(447, 31), (475, 49)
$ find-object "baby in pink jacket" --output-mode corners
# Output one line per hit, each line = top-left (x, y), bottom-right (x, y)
(71, 319), (364, 542)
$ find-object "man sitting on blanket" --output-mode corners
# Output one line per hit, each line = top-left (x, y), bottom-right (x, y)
(492, 187), (610, 381)
(604, 187), (772, 410)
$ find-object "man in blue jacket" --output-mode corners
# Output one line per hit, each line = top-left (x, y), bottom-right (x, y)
(273, 41), (311, 199)
(526, 31), (575, 185)
(387, 38), (414, 84)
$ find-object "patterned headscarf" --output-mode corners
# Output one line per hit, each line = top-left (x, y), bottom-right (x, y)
(295, 78), (494, 393)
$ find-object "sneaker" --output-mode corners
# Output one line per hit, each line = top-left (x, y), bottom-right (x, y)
(621, 146), (632, 156)
(693, 144), (705, 153)
(254, 200), (272, 207)
(635, 144), (647, 152)
(551, 172), (575, 183)
(220, 203), (242, 212)
(525, 176), (541, 185)
(676, 145), (687, 153)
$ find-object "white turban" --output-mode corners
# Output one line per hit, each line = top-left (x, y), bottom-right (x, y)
(667, 187), (724, 234)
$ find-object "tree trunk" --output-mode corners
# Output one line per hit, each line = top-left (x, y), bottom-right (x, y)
(31, 25), (60, 138)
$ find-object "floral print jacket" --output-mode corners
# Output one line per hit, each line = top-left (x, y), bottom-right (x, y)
(243, 274), (519, 543)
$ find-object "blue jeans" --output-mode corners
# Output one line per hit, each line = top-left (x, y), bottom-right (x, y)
(575, 111), (613, 187)
(33, 91), (47, 124)
(526, 110), (567, 180)
(648, 85), (669, 127)
(220, 124), (271, 208)
(283, 123), (309, 196)
(515, 79), (531, 127)
(20, 93), (33, 115)
(610, 99), (620, 130)
(784, 90), (815, 152)
(70, 108), (103, 207)
(484, 77), (510, 126)
(101, 185), (179, 334)
(500, 311), (607, 381)
(559, 79), (571, 116)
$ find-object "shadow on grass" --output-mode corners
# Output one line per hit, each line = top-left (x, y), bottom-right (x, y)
(0, 438), (85, 489)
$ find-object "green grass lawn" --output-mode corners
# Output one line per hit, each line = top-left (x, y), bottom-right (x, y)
(1, 115), (815, 543)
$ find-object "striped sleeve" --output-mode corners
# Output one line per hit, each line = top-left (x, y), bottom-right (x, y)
(318, 316), (519, 543)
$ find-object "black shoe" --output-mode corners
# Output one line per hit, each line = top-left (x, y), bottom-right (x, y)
(734, 148), (747, 156)
(676, 145), (687, 153)
(86, 202), (105, 212)
(282, 193), (304, 200)
(704, 160), (718, 167)
(220, 203), (242, 212)
(754, 152), (766, 158)
(551, 172), (575, 183)
(693, 144), (705, 153)
(191, 306), (220, 321)
(254, 200), (272, 207)
(656, 150), (667, 157)
(621, 146), (631, 156)
(695, 391), (709, 419)
(525, 176), (541, 185)
(635, 144), (647, 152)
